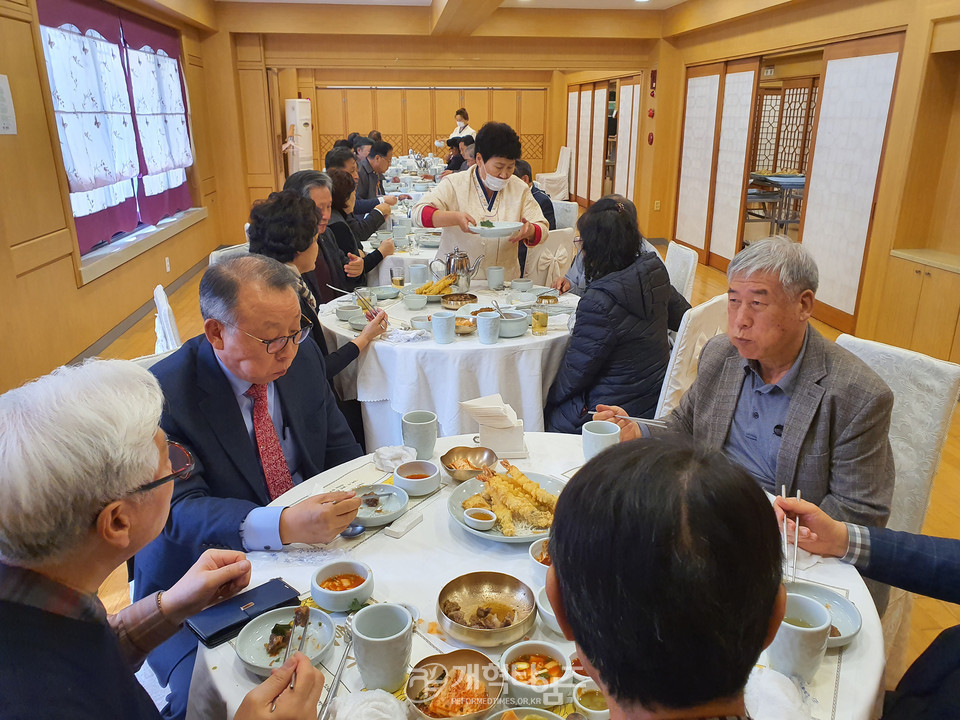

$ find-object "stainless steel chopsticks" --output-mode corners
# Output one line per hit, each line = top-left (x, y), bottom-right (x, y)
(591, 408), (669, 429)
(781, 485), (802, 583)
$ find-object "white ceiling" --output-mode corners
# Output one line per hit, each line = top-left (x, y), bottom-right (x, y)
(220, 0), (684, 8)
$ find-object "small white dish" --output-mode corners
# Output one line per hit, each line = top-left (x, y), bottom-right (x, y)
(336, 304), (362, 321)
(394, 460), (441, 496)
(536, 586), (563, 636)
(355, 483), (409, 527)
(410, 315), (432, 331)
(529, 537), (550, 586)
(463, 507), (497, 531)
(468, 221), (523, 238)
(785, 580), (862, 648)
(574, 679), (611, 718)
(311, 560), (374, 612)
(348, 316), (369, 331)
(235, 606), (334, 677)
(569, 650), (590, 683)
(500, 639), (573, 703)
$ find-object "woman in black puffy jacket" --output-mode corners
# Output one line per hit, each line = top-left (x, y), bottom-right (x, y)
(544, 196), (690, 434)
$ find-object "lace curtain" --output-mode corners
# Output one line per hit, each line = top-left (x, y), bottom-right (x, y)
(40, 25), (139, 217)
(127, 47), (192, 196)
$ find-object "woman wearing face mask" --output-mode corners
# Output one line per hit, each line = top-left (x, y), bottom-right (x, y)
(413, 121), (548, 280)
(448, 107), (477, 139)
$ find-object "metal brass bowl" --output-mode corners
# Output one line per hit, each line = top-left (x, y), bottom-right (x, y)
(440, 446), (498, 482)
(442, 293), (478, 310)
(455, 317), (477, 335)
(406, 648), (504, 720)
(436, 571), (536, 647)
(536, 293), (559, 304)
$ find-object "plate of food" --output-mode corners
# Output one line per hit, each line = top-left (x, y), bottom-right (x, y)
(354, 483), (409, 527)
(468, 221), (523, 238)
(234, 606), (335, 677)
(407, 648), (504, 720)
(784, 580), (862, 648)
(448, 462), (562, 543)
(414, 274), (457, 301)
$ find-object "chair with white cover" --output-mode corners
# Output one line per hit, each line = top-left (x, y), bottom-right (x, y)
(535, 146), (571, 200)
(655, 293), (728, 419)
(209, 242), (250, 265)
(835, 335), (960, 685)
(523, 228), (575, 287)
(131, 349), (177, 370)
(552, 200), (579, 231)
(664, 242), (699, 303)
(153, 285), (182, 355)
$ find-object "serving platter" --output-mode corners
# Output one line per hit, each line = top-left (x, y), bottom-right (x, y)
(447, 473), (563, 543)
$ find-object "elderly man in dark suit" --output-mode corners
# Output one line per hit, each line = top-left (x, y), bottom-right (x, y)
(775, 495), (960, 718)
(598, 236), (895, 529)
(134, 254), (363, 719)
(356, 140), (393, 202)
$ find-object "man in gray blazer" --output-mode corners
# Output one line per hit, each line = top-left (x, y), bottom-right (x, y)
(597, 237), (894, 529)
(356, 140), (393, 202)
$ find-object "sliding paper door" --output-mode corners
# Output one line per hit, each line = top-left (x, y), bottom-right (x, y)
(675, 65), (722, 255)
(566, 89), (579, 200)
(709, 60), (758, 267)
(800, 35), (902, 324)
(614, 74), (643, 199)
(589, 82), (607, 202)
(576, 86), (592, 205)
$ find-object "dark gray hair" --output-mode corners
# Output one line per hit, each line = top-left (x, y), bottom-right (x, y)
(199, 255), (299, 325)
(283, 170), (332, 200)
(727, 236), (819, 297)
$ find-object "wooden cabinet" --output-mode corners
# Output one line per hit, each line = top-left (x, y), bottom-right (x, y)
(875, 255), (960, 361)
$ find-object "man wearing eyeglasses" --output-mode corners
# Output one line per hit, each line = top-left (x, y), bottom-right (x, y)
(0, 359), (323, 719)
(134, 254), (363, 720)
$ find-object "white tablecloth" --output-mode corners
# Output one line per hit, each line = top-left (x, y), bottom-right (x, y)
(363, 242), (436, 288)
(319, 281), (579, 448)
(185, 433), (884, 720)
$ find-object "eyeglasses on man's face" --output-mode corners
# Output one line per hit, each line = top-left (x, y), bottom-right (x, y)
(136, 441), (195, 494)
(221, 315), (313, 354)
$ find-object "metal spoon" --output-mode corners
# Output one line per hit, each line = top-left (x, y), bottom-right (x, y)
(318, 616), (353, 720)
(340, 523), (365, 538)
(490, 299), (507, 319)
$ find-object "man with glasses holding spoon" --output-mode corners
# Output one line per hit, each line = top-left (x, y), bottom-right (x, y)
(135, 254), (363, 719)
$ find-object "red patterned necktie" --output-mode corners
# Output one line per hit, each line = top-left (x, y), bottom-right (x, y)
(244, 383), (294, 500)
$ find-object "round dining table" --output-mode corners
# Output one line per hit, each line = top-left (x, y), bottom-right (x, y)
(184, 433), (884, 720)
(363, 239), (437, 288)
(318, 281), (579, 449)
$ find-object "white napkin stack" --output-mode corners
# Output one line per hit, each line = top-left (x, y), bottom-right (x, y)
(380, 328), (429, 343)
(460, 394), (525, 456)
(331, 689), (406, 720)
(744, 666), (812, 719)
(372, 445), (417, 472)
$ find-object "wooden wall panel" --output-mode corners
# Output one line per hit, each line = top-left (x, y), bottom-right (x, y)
(435, 89), (461, 135)
(405, 88), (434, 155)
(519, 89), (546, 175)
(344, 88), (375, 135)
(490, 89), (518, 128)
(0, 16), (67, 245)
(376, 89), (404, 135)
(463, 89), (488, 129)
(237, 69), (273, 177)
(315, 88), (345, 161)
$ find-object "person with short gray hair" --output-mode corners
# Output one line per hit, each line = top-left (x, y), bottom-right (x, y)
(0, 359), (324, 720)
(135, 255), (363, 719)
(597, 236), (895, 538)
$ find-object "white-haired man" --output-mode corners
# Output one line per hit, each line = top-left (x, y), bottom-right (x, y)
(597, 237), (895, 529)
(0, 359), (323, 719)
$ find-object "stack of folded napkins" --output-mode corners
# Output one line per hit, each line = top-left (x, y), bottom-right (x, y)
(331, 689), (406, 720)
(460, 394), (525, 456)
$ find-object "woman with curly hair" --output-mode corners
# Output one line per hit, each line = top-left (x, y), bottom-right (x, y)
(544, 195), (690, 434)
(246, 190), (386, 382)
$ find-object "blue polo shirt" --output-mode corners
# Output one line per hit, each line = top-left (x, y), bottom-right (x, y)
(723, 329), (809, 492)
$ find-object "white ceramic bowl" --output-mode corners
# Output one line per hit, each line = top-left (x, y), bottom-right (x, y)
(404, 294), (428, 310)
(498, 310), (528, 338)
(499, 640), (573, 704)
(512, 278), (534, 292)
(235, 606), (334, 677)
(371, 285), (400, 300)
(349, 316), (369, 331)
(310, 560), (374, 612)
(336, 304), (362, 321)
(574, 679), (610, 719)
(463, 507), (497, 531)
(394, 460), (441, 496)
(413, 182), (430, 191)
(411, 315), (432, 331)
(529, 537), (550, 586)
(536, 586), (563, 636)
(569, 650), (590, 683)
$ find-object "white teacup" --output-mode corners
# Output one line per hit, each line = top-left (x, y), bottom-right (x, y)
(512, 278), (534, 292)
(486, 266), (505, 290)
(767, 593), (830, 682)
(582, 420), (620, 461)
(352, 603), (413, 692)
(402, 410), (438, 459)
